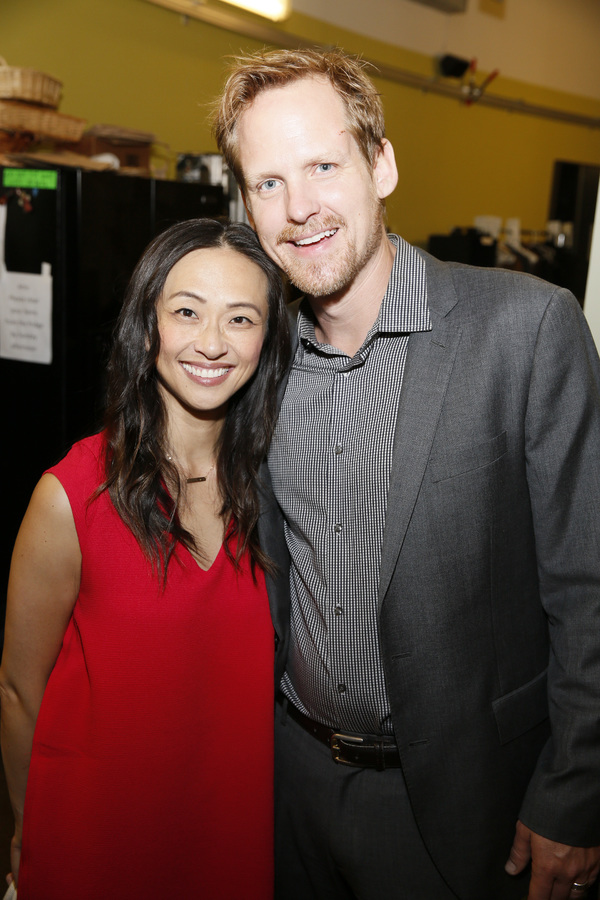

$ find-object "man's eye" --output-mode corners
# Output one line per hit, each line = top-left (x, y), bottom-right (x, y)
(317, 163), (334, 173)
(259, 179), (279, 192)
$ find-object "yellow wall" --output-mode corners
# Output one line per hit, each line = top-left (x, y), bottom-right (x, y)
(3, 0), (600, 246)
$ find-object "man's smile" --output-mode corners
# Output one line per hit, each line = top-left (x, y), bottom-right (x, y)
(292, 228), (339, 247)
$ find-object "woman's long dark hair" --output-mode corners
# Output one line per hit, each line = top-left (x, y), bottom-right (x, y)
(100, 218), (290, 578)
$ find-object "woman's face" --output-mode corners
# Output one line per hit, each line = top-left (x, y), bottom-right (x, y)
(155, 246), (269, 418)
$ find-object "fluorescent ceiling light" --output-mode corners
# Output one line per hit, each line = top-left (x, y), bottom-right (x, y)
(219, 0), (291, 21)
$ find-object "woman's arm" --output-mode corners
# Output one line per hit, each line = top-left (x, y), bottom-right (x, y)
(0, 473), (81, 885)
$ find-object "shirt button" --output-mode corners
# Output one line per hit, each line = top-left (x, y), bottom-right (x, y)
(333, 523), (343, 534)
(337, 683), (347, 693)
(334, 444), (343, 455)
(334, 606), (343, 616)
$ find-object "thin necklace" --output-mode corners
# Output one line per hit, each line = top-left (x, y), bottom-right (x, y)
(186, 466), (214, 485)
(166, 456), (215, 484)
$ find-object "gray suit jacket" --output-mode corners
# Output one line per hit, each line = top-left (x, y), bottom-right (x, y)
(259, 249), (600, 899)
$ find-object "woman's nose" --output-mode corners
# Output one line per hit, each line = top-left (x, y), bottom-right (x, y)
(193, 320), (227, 358)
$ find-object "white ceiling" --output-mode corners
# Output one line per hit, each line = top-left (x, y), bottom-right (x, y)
(292, 0), (600, 100)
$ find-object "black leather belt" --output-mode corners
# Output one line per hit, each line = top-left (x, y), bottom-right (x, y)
(285, 701), (401, 770)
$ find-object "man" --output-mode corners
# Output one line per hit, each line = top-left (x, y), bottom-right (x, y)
(214, 49), (600, 900)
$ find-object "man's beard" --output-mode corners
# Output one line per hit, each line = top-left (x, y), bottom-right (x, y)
(275, 207), (383, 298)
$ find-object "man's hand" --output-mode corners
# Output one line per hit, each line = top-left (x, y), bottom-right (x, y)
(505, 820), (600, 899)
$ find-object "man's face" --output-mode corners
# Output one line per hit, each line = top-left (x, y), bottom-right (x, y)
(237, 77), (393, 299)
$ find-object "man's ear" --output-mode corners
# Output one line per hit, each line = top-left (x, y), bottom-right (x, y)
(241, 190), (256, 230)
(373, 139), (398, 201)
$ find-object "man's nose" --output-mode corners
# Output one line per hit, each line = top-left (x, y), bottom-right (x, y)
(284, 180), (320, 224)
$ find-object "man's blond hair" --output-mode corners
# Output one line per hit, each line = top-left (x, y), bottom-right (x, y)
(212, 47), (386, 190)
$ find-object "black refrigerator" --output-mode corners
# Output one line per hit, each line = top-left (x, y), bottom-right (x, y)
(0, 165), (227, 606)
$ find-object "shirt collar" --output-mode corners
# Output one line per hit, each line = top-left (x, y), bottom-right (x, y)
(379, 234), (431, 334)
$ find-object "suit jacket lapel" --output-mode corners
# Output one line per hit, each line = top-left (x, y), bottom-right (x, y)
(378, 257), (462, 608)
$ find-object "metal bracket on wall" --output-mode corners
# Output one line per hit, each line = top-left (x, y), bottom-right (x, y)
(145, 0), (600, 131)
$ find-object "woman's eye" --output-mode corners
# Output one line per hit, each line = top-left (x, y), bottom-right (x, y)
(176, 307), (196, 318)
(230, 315), (252, 325)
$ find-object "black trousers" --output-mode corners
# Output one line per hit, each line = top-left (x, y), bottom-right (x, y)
(274, 705), (458, 900)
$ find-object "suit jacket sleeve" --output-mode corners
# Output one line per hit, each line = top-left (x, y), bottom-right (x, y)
(518, 286), (600, 845)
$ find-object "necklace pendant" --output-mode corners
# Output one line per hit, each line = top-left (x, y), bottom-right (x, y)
(186, 475), (207, 484)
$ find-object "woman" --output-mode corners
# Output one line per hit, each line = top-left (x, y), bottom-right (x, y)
(0, 218), (290, 898)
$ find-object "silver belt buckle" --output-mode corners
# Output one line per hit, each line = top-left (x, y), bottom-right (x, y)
(330, 732), (364, 766)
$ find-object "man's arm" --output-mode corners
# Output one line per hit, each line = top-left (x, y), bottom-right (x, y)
(507, 287), (600, 896)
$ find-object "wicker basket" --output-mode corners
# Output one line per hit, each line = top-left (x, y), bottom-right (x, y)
(0, 129), (35, 153)
(0, 100), (86, 142)
(0, 57), (62, 108)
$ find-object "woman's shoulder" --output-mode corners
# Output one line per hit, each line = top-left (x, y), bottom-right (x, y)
(45, 432), (106, 496)
(47, 431), (104, 470)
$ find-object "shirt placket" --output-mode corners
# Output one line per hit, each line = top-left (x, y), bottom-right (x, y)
(326, 362), (356, 723)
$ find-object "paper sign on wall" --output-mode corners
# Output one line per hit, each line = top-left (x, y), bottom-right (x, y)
(0, 200), (53, 364)
(0, 265), (53, 364)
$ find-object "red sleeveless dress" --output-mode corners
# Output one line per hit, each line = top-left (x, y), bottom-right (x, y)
(18, 433), (274, 899)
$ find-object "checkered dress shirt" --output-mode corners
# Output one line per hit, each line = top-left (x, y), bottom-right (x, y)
(269, 234), (431, 735)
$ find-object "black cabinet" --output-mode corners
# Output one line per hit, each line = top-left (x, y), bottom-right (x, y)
(0, 166), (227, 596)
